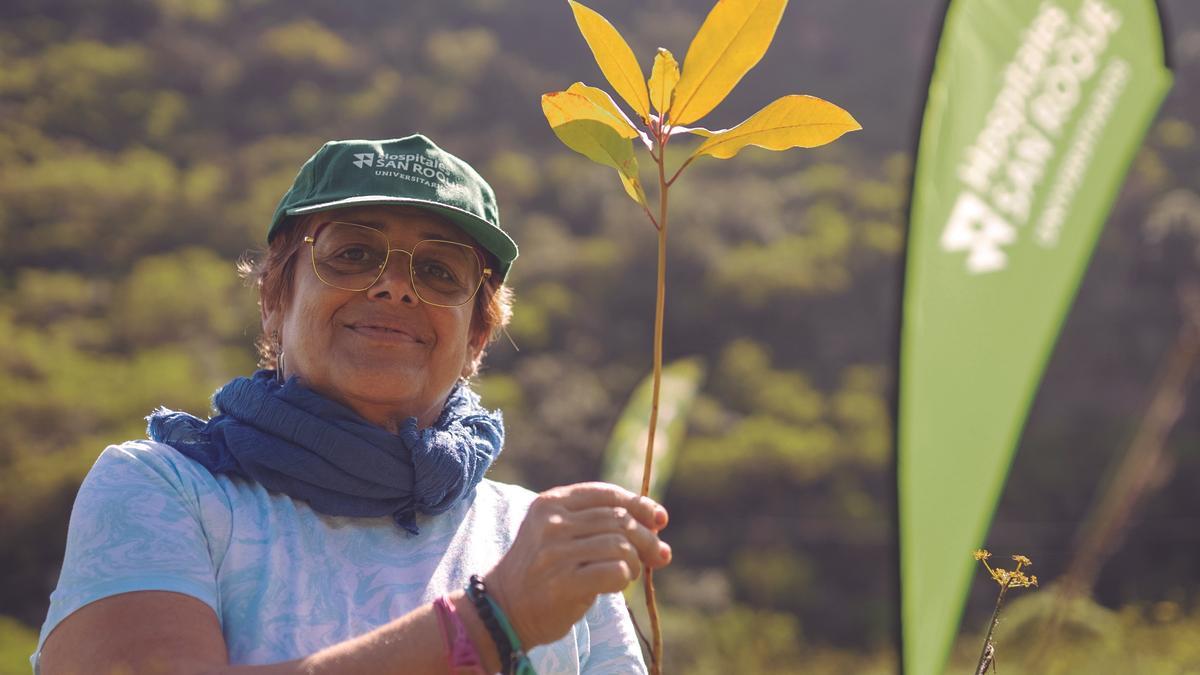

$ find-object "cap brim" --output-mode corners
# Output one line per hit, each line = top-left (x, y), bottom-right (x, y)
(288, 196), (517, 280)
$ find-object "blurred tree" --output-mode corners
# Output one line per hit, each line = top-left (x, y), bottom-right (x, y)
(0, 1), (1196, 671)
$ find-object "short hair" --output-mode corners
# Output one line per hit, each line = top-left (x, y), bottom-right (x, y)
(238, 211), (513, 379)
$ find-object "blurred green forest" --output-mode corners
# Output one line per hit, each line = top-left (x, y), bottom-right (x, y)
(1, 0), (1198, 672)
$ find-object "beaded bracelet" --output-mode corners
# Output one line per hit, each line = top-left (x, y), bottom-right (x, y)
(433, 595), (486, 674)
(466, 575), (537, 675)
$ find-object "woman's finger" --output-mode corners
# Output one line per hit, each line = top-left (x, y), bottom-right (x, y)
(567, 533), (643, 580)
(564, 507), (670, 569)
(566, 506), (640, 537)
(575, 560), (638, 595)
(538, 482), (667, 530)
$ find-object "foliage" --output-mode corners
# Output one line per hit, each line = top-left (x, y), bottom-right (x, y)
(547, 0), (858, 210)
(602, 357), (706, 501)
(0, 617), (37, 675)
(0, 0), (1197, 673)
(944, 592), (1200, 675)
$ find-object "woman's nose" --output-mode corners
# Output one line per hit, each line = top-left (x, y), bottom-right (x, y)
(368, 250), (418, 304)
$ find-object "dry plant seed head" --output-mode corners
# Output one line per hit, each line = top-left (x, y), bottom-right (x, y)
(1006, 570), (1038, 589)
(972, 551), (1039, 675)
(974, 550), (1039, 590)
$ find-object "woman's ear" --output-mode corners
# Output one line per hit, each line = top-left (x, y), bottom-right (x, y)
(461, 333), (486, 379)
(261, 302), (279, 342)
(472, 321), (490, 353)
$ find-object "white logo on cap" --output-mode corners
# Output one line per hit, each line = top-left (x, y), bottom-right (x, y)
(352, 153), (375, 168)
(367, 152), (452, 188)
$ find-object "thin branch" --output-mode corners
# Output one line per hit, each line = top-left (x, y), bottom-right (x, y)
(641, 202), (660, 230)
(645, 568), (663, 675)
(975, 641), (995, 675)
(666, 155), (696, 187)
(974, 579), (1012, 675)
(626, 606), (653, 657)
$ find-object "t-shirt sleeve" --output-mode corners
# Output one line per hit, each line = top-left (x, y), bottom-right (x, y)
(35, 441), (228, 657)
(579, 591), (648, 674)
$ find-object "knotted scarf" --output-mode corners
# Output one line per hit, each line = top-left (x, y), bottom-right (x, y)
(146, 370), (504, 534)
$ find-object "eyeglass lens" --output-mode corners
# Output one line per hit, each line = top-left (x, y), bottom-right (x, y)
(311, 222), (483, 305)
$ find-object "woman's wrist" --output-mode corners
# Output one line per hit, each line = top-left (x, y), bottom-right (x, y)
(479, 573), (527, 649)
(465, 575), (536, 675)
(449, 590), (503, 674)
(434, 595), (486, 674)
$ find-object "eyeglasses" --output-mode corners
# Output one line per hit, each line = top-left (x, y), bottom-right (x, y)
(303, 221), (491, 307)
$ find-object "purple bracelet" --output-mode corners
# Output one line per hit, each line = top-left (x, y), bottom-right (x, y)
(434, 594), (487, 674)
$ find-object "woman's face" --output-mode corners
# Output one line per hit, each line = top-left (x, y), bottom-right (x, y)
(266, 205), (485, 430)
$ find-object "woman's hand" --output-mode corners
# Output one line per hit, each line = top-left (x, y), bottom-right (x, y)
(484, 482), (671, 648)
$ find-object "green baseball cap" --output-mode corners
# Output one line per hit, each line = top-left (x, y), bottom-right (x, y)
(268, 134), (518, 281)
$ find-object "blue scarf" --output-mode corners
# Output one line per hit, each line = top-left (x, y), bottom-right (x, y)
(146, 370), (504, 534)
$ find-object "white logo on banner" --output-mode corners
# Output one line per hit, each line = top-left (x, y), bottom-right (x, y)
(939, 0), (1126, 275)
(352, 153), (375, 168)
(942, 192), (1017, 274)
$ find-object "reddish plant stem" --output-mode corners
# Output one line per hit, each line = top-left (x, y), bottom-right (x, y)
(643, 568), (663, 675)
(639, 124), (671, 675)
(641, 222), (667, 498)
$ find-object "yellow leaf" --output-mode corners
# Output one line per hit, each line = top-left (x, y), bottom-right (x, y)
(568, 0), (651, 124)
(648, 48), (679, 117)
(547, 83), (642, 140)
(670, 0), (789, 125)
(563, 83), (653, 149)
(690, 94), (861, 160)
(542, 92), (648, 206)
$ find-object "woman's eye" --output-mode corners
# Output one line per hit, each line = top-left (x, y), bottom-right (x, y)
(417, 261), (456, 282)
(335, 246), (373, 262)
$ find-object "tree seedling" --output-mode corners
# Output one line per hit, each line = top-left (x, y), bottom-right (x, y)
(542, 1), (860, 671)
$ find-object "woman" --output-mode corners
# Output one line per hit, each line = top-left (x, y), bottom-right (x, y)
(34, 135), (671, 674)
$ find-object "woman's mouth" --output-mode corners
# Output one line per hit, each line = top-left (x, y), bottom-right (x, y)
(346, 323), (424, 344)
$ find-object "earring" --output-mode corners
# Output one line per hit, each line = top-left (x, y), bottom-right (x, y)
(273, 331), (286, 383)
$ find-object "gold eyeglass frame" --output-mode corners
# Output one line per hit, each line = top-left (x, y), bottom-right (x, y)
(303, 221), (492, 308)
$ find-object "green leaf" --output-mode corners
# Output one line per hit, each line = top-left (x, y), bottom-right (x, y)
(647, 48), (679, 117)
(567, 0), (651, 124)
(542, 91), (648, 206)
(601, 357), (707, 501)
(690, 94), (861, 160)
(670, 0), (789, 125)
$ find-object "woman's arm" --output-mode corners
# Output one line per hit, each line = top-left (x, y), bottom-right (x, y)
(39, 588), (500, 675)
(40, 482), (669, 675)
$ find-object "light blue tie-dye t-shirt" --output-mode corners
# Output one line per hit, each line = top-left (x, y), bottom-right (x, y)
(34, 440), (646, 673)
